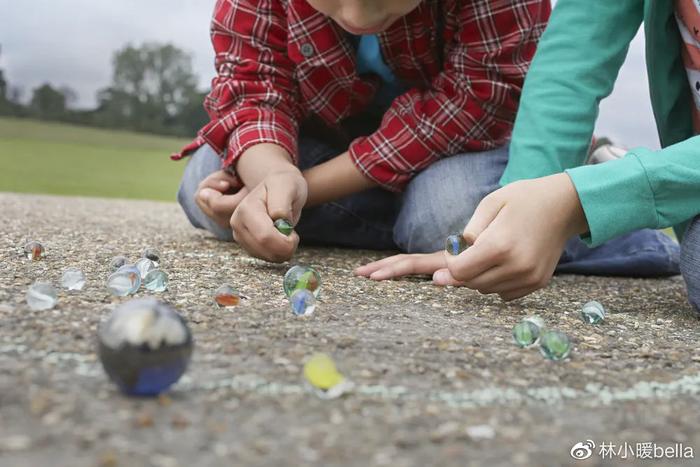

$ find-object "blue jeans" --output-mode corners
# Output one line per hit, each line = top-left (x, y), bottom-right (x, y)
(177, 139), (680, 278)
(177, 139), (506, 251)
(681, 217), (700, 312)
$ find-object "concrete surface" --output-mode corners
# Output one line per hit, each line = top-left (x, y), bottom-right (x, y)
(1, 192), (700, 467)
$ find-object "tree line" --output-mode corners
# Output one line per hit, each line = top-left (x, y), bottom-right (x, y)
(0, 42), (209, 138)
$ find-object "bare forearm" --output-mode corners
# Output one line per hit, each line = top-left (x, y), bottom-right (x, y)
(303, 152), (377, 207)
(236, 143), (300, 188)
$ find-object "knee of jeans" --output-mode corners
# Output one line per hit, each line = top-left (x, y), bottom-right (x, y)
(681, 217), (700, 312)
(175, 145), (233, 241)
(393, 152), (505, 253)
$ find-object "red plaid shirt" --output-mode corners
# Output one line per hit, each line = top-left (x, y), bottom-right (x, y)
(172, 0), (550, 192)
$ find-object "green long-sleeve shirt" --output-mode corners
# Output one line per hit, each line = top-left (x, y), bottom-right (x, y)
(501, 0), (697, 246)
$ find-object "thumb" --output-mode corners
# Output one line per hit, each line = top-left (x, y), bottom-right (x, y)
(265, 178), (297, 223)
(199, 187), (222, 207)
(433, 268), (465, 286)
(463, 191), (505, 244)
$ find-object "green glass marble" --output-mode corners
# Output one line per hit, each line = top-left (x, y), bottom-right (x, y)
(445, 234), (468, 256)
(274, 219), (294, 236)
(283, 265), (321, 298)
(512, 321), (541, 348)
(539, 331), (571, 361)
(580, 301), (606, 324)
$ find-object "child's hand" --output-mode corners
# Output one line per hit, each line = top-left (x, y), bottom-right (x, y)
(231, 169), (307, 262)
(434, 173), (588, 301)
(195, 170), (249, 229)
(354, 251), (446, 280)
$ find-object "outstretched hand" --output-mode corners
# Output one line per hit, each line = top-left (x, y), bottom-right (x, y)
(354, 251), (446, 280)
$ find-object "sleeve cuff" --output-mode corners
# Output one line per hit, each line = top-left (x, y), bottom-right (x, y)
(565, 152), (658, 247)
(221, 117), (298, 172)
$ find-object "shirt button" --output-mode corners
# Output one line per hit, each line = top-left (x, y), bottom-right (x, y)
(300, 43), (314, 57)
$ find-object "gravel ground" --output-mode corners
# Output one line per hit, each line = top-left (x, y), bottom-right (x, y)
(1, 192), (700, 467)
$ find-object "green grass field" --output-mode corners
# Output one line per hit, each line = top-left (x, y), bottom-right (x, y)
(0, 117), (190, 201)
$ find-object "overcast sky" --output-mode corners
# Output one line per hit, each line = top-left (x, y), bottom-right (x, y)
(0, 0), (660, 149)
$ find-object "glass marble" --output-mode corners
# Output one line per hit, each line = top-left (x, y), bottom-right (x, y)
(304, 353), (344, 390)
(445, 234), (468, 256)
(110, 256), (128, 272)
(97, 298), (193, 396)
(214, 284), (241, 307)
(61, 268), (86, 291)
(136, 258), (158, 280)
(283, 265), (321, 298)
(26, 281), (58, 311)
(512, 321), (540, 348)
(290, 289), (316, 316)
(143, 270), (168, 293)
(274, 219), (294, 236)
(107, 266), (141, 296)
(523, 315), (544, 330)
(24, 241), (45, 261)
(539, 330), (571, 361)
(580, 300), (606, 324)
(142, 247), (161, 265)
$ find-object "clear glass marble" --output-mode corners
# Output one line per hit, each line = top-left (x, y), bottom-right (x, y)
(109, 256), (128, 272)
(61, 268), (86, 291)
(26, 281), (58, 310)
(135, 258), (158, 280)
(107, 266), (141, 296)
(580, 301), (606, 324)
(142, 247), (161, 265)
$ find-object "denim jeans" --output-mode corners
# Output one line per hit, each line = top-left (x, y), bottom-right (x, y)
(177, 139), (506, 252)
(681, 217), (700, 312)
(177, 139), (680, 278)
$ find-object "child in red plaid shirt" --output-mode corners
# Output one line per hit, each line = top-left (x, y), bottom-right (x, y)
(175, 0), (550, 262)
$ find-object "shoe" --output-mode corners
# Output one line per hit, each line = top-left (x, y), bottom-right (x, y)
(587, 137), (627, 165)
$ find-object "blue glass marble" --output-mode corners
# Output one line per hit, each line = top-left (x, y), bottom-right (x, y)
(445, 234), (468, 256)
(290, 289), (317, 316)
(97, 298), (193, 396)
